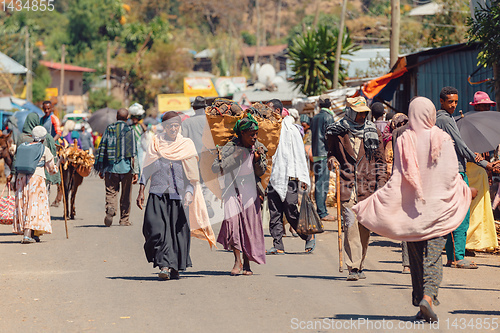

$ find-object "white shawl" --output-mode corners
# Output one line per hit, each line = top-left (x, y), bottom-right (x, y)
(269, 116), (311, 201)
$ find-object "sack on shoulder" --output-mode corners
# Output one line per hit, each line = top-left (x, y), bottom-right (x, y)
(14, 142), (45, 175)
(296, 192), (324, 235)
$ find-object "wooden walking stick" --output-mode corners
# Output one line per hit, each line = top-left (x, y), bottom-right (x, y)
(335, 162), (343, 272)
(59, 163), (69, 239)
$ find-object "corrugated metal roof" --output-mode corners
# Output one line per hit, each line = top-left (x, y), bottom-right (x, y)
(414, 46), (494, 115)
(0, 51), (27, 74)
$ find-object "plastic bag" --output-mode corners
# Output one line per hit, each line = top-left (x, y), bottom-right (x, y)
(296, 192), (324, 234)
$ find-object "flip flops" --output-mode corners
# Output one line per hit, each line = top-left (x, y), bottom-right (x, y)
(266, 247), (285, 255)
(21, 236), (36, 244)
(449, 259), (478, 269)
(159, 269), (170, 280)
(305, 238), (316, 253)
(419, 299), (438, 323)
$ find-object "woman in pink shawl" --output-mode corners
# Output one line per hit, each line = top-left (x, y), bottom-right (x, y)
(353, 97), (471, 323)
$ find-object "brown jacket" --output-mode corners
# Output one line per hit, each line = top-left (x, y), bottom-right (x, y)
(327, 131), (387, 203)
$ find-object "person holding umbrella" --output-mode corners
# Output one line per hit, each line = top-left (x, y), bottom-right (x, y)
(435, 86), (500, 269)
(465, 91), (499, 253)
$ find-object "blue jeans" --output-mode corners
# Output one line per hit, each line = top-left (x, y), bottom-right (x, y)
(313, 159), (330, 218)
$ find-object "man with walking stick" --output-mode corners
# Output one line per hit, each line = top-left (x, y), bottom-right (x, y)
(326, 97), (387, 281)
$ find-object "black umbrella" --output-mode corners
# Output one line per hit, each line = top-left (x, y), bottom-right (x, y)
(88, 107), (117, 134)
(143, 116), (159, 126)
(456, 111), (500, 153)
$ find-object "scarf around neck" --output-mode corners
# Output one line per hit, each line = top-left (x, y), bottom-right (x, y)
(326, 107), (379, 160)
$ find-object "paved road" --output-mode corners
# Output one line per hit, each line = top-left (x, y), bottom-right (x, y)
(1, 177), (499, 332)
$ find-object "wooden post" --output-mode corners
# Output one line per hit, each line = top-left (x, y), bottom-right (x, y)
(332, 0), (347, 89)
(390, 0), (400, 68)
(106, 41), (111, 96)
(335, 162), (343, 272)
(25, 27), (32, 102)
(58, 44), (66, 116)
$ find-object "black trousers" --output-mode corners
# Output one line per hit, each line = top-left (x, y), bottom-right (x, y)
(268, 180), (311, 251)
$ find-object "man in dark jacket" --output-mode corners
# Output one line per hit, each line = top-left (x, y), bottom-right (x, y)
(311, 94), (335, 220)
(326, 96), (387, 280)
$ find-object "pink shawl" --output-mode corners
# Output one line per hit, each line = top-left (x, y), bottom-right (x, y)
(143, 132), (216, 248)
(352, 97), (471, 241)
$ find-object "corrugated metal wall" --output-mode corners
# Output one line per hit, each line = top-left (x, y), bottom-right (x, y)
(415, 48), (494, 116)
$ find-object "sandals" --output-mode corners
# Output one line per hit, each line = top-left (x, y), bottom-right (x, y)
(230, 264), (243, 276)
(419, 299), (438, 323)
(266, 247), (285, 255)
(289, 226), (299, 237)
(21, 236), (36, 244)
(158, 268), (170, 280)
(305, 237), (316, 253)
(448, 259), (478, 269)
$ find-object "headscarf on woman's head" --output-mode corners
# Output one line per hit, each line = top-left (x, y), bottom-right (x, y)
(32, 126), (47, 142)
(62, 120), (76, 137)
(233, 113), (259, 136)
(398, 97), (448, 202)
(391, 113), (409, 129)
(300, 114), (311, 125)
(22, 112), (40, 134)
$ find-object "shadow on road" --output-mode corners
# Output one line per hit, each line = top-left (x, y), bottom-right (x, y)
(371, 282), (500, 292)
(74, 225), (109, 228)
(182, 270), (230, 276)
(369, 240), (400, 248)
(0, 240), (20, 244)
(449, 310), (500, 316)
(319, 314), (417, 322)
(276, 274), (345, 281)
(107, 276), (160, 281)
(0, 233), (16, 236)
(362, 268), (402, 274)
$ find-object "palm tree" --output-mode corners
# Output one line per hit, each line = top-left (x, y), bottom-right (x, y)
(288, 24), (359, 96)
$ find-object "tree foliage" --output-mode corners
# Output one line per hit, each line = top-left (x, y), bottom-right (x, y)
(288, 24), (359, 96)
(425, 0), (469, 47)
(467, 0), (500, 69)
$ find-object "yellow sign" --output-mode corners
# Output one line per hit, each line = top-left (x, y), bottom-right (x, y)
(157, 94), (191, 112)
(45, 88), (58, 99)
(183, 78), (218, 98)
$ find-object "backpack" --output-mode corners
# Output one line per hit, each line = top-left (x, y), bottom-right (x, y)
(14, 142), (45, 174)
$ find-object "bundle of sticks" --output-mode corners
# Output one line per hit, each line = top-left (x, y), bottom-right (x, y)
(57, 142), (94, 177)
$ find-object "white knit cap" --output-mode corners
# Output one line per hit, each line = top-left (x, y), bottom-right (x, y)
(32, 126), (47, 141)
(129, 103), (145, 116)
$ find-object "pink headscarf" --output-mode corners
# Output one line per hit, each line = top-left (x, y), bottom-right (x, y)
(399, 97), (446, 202)
(352, 97), (471, 242)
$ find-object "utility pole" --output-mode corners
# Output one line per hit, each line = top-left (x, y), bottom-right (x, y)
(390, 0), (400, 68)
(276, 0), (282, 41)
(333, 0), (347, 89)
(106, 41), (111, 96)
(25, 27), (32, 102)
(253, 0), (261, 82)
(58, 44), (65, 116)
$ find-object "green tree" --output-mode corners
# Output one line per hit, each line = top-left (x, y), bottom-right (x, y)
(288, 25), (359, 96)
(32, 65), (52, 103)
(88, 88), (123, 111)
(425, 0), (469, 47)
(467, 0), (500, 103)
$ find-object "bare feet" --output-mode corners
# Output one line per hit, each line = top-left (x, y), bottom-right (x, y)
(230, 262), (242, 276)
(242, 253), (253, 276)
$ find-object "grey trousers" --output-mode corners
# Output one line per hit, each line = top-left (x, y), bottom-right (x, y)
(342, 200), (370, 272)
(408, 236), (446, 307)
(402, 241), (410, 267)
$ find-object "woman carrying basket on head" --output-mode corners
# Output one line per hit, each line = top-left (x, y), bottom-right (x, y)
(213, 114), (268, 275)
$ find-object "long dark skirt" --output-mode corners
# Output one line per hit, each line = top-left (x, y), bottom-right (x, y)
(143, 193), (192, 271)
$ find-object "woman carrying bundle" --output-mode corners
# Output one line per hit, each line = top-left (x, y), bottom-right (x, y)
(213, 114), (267, 275)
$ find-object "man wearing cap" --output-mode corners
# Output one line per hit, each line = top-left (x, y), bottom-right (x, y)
(129, 103), (146, 176)
(181, 96), (215, 218)
(435, 86), (499, 268)
(326, 96), (387, 281)
(311, 94), (336, 221)
(94, 108), (139, 227)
